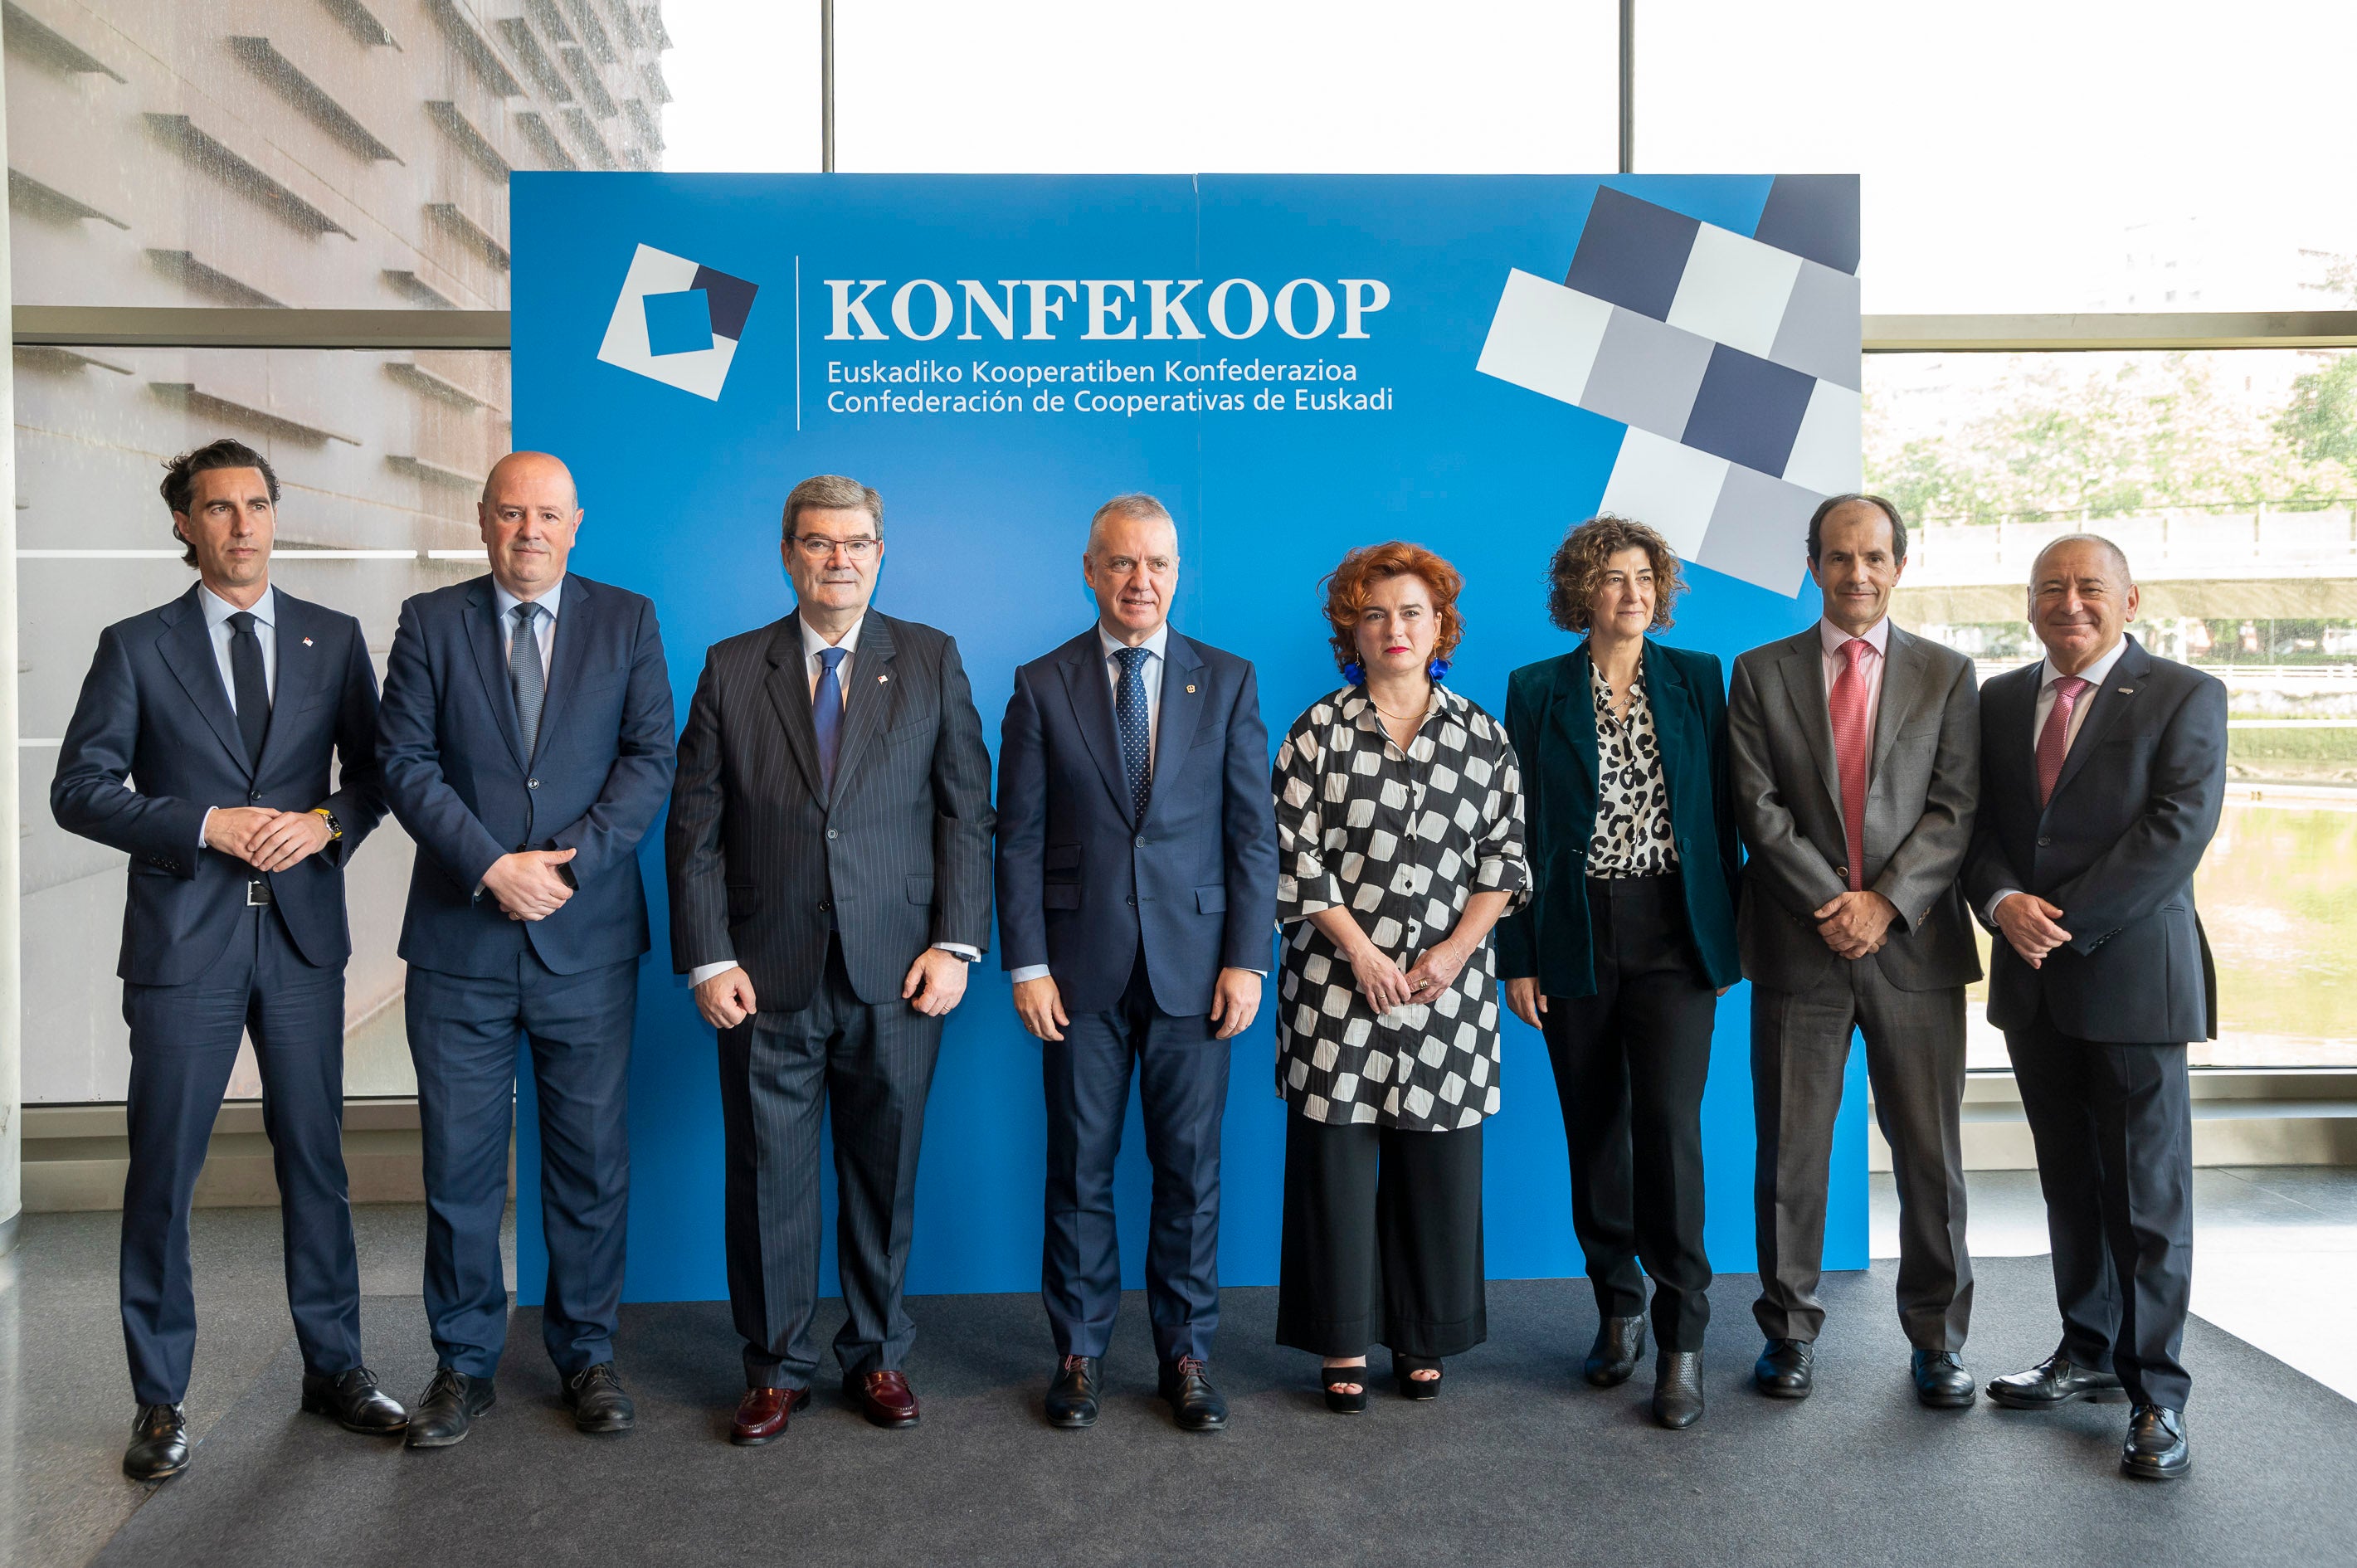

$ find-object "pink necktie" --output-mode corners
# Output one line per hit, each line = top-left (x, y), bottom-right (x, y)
(1828, 639), (1872, 891)
(2036, 675), (2092, 807)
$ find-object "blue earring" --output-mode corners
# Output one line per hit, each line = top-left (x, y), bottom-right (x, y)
(1427, 657), (1451, 681)
(1342, 661), (1365, 685)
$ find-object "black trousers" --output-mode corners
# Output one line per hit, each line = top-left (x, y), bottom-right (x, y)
(718, 937), (942, 1390)
(1042, 953), (1226, 1366)
(2007, 999), (2194, 1410)
(121, 905), (358, 1406)
(1540, 874), (1717, 1352)
(1275, 1112), (1486, 1360)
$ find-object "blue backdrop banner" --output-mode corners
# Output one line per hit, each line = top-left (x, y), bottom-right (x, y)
(508, 172), (1869, 1305)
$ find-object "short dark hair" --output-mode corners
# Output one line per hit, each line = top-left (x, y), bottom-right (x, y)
(1806, 493), (1907, 564)
(161, 439), (279, 567)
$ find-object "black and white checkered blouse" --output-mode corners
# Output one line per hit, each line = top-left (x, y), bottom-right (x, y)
(1271, 684), (1532, 1130)
(1586, 663), (1678, 877)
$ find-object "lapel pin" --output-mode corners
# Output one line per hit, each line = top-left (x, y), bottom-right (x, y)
(301, 637), (314, 647)
(1187, 684), (1196, 694)
(2118, 686), (2134, 694)
(879, 673), (889, 683)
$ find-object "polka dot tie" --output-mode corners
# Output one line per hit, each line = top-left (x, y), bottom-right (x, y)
(1113, 645), (1152, 825)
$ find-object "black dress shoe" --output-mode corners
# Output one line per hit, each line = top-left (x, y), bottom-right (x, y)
(1157, 1356), (1229, 1433)
(562, 1362), (636, 1434)
(405, 1368), (496, 1449)
(2122, 1404), (2191, 1480)
(1652, 1350), (1705, 1429)
(1986, 1353), (2126, 1410)
(301, 1366), (408, 1434)
(1911, 1350), (1976, 1409)
(1753, 1338), (1814, 1399)
(1045, 1355), (1101, 1429)
(1585, 1315), (1646, 1389)
(123, 1403), (190, 1482)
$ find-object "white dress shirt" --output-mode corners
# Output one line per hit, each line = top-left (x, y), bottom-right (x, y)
(1983, 634), (2134, 921)
(491, 573), (563, 681)
(690, 609), (974, 988)
(196, 583), (277, 850)
(1819, 613), (1891, 763)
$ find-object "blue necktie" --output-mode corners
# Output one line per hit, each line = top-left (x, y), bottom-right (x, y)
(813, 645), (846, 793)
(509, 602), (545, 759)
(1113, 645), (1152, 825)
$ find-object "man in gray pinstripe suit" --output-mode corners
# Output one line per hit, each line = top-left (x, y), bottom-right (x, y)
(667, 474), (995, 1443)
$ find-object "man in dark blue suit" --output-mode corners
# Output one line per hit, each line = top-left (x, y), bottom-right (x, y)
(377, 450), (675, 1447)
(1964, 534), (2227, 1482)
(996, 494), (1279, 1433)
(52, 439), (402, 1481)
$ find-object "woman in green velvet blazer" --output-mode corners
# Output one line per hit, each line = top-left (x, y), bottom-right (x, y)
(1497, 515), (1740, 1430)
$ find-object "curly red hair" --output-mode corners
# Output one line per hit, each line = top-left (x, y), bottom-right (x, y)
(1321, 541), (1465, 675)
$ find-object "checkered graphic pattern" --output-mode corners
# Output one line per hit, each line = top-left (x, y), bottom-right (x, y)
(1271, 685), (1532, 1132)
(1113, 645), (1152, 825)
(1475, 178), (1862, 596)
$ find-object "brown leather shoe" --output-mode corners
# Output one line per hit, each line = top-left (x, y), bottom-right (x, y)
(841, 1369), (920, 1429)
(729, 1385), (811, 1446)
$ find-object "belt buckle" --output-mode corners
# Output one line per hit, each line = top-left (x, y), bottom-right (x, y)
(246, 879), (271, 907)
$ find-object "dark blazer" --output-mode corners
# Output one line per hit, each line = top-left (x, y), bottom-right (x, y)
(994, 626), (1279, 1016)
(1963, 635), (2227, 1044)
(1496, 637), (1741, 997)
(377, 572), (675, 979)
(51, 583), (387, 986)
(1728, 622), (1983, 993)
(667, 608), (996, 1013)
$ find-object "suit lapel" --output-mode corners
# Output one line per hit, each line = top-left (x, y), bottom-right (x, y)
(1144, 632), (1208, 827)
(1986, 659), (2041, 810)
(1868, 624), (1931, 787)
(762, 611), (826, 804)
(1776, 631), (1841, 811)
(462, 577), (529, 772)
(157, 585), (252, 776)
(828, 611), (900, 798)
(1546, 644), (1601, 798)
(527, 577), (595, 767)
(251, 589), (323, 779)
(1642, 636), (1696, 807)
(2048, 635), (2147, 809)
(1055, 629), (1134, 820)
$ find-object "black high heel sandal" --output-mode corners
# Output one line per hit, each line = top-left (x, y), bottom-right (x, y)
(1321, 1363), (1370, 1415)
(1394, 1355), (1442, 1400)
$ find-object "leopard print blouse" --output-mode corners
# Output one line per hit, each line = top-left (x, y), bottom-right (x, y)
(1585, 662), (1678, 877)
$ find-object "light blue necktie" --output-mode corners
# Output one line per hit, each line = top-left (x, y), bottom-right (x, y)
(1113, 645), (1152, 825)
(509, 602), (545, 758)
(813, 645), (846, 793)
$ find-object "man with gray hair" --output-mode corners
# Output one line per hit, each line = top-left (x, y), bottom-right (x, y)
(669, 474), (994, 1442)
(1964, 533), (2226, 1480)
(995, 493), (1278, 1432)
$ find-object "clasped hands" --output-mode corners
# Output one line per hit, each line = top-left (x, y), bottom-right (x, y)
(1990, 892), (2072, 969)
(483, 848), (578, 922)
(1814, 889), (1898, 960)
(202, 806), (331, 874)
(1347, 937), (1468, 1017)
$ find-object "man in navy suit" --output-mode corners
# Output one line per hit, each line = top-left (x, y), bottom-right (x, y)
(1964, 534), (2227, 1482)
(53, 438), (402, 1481)
(996, 493), (1279, 1432)
(377, 451), (675, 1447)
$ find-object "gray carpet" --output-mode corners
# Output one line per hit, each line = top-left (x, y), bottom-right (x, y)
(93, 1259), (2356, 1567)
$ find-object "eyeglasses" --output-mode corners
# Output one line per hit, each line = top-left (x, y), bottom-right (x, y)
(791, 534), (879, 561)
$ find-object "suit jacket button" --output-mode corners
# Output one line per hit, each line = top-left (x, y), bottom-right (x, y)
(1836, 866), (1848, 880)
(1135, 835), (1147, 848)
(528, 778), (539, 789)
(818, 899), (831, 913)
(825, 828), (837, 840)
(2037, 835), (2052, 846)
(248, 791), (261, 802)
(1125, 895), (1137, 907)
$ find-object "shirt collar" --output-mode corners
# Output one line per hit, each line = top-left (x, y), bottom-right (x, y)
(492, 574), (564, 624)
(2041, 634), (2130, 693)
(1819, 616), (1890, 658)
(1098, 621), (1170, 663)
(801, 611), (866, 663)
(200, 582), (275, 630)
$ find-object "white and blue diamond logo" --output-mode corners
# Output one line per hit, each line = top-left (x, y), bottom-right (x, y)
(596, 242), (759, 401)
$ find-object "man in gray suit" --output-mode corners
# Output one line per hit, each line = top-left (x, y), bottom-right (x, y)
(667, 474), (994, 1444)
(1728, 494), (1983, 1407)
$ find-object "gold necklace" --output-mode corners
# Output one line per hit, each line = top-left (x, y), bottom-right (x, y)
(1370, 697), (1427, 723)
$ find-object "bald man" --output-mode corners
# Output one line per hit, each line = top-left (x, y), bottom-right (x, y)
(378, 452), (675, 1446)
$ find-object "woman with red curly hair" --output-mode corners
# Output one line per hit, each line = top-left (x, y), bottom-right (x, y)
(1495, 516), (1741, 1430)
(1268, 541), (1530, 1413)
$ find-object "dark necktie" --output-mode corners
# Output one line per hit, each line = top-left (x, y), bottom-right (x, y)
(1113, 645), (1152, 825)
(814, 645), (846, 793)
(226, 611), (270, 767)
(510, 602), (546, 758)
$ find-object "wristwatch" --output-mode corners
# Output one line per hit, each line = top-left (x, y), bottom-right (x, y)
(311, 807), (343, 841)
